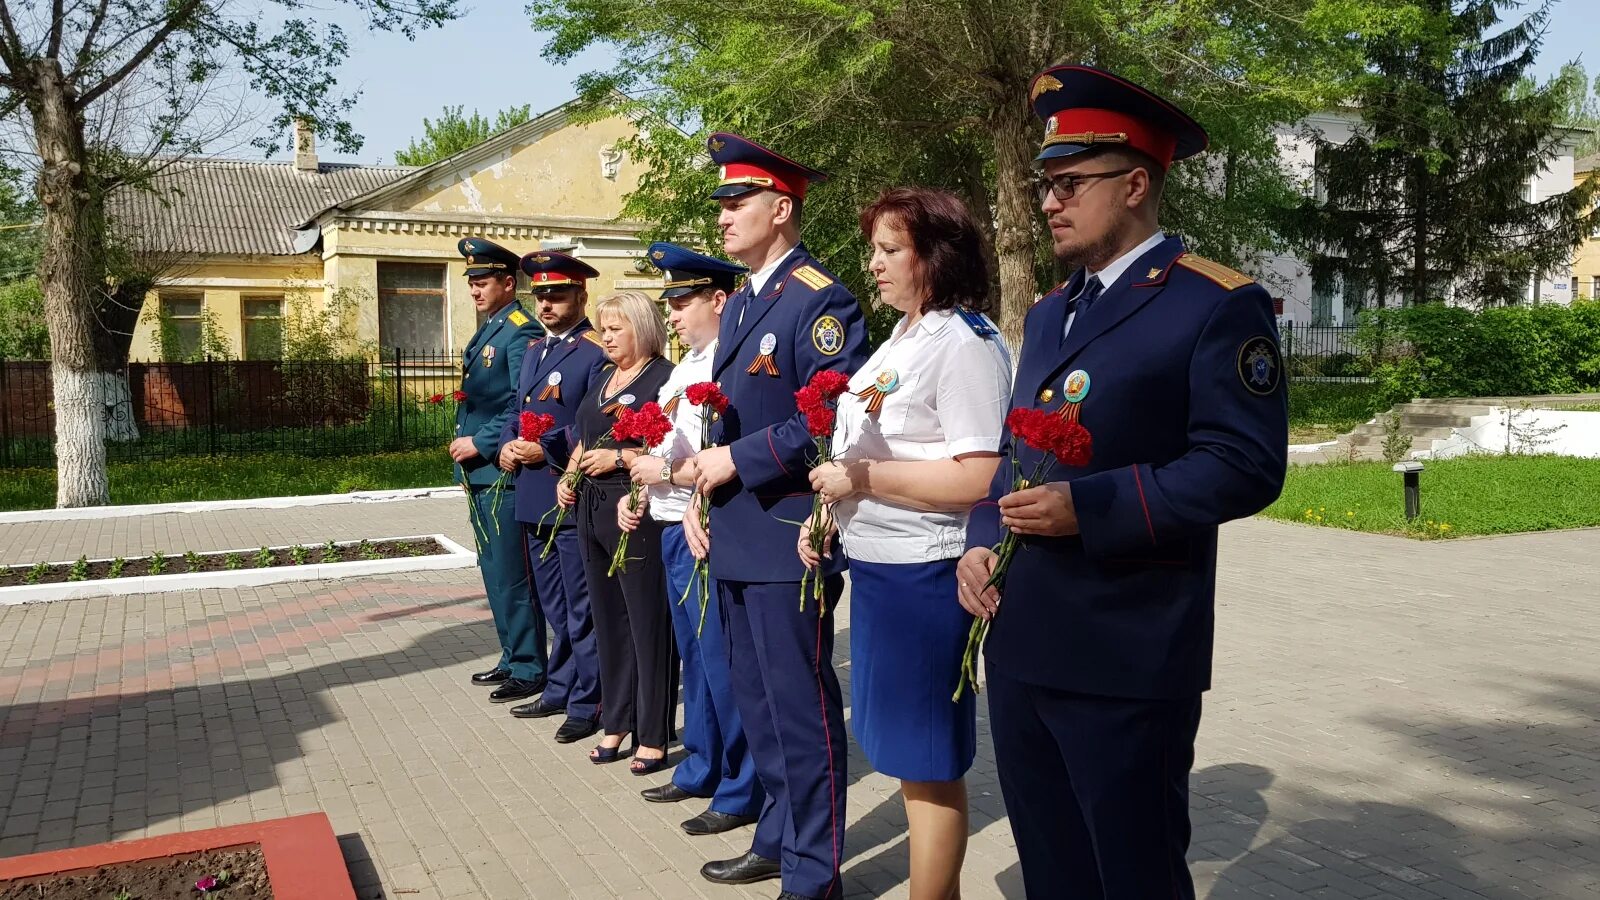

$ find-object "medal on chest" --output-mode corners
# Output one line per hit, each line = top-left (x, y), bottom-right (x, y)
(481, 345), (495, 368)
(746, 332), (781, 378)
(538, 370), (562, 402)
(1059, 369), (1091, 422)
(853, 368), (900, 414)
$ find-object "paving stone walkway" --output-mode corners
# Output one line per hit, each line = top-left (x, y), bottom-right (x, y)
(2, 498), (1597, 898)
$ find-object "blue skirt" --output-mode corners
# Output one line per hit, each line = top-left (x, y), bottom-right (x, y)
(849, 557), (977, 782)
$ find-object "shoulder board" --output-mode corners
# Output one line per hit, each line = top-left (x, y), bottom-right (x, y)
(582, 331), (605, 348)
(790, 265), (834, 291)
(1035, 280), (1069, 305)
(954, 307), (997, 337)
(1174, 254), (1255, 291)
(508, 309), (530, 327)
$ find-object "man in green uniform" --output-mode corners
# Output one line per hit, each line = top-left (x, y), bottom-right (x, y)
(453, 237), (549, 704)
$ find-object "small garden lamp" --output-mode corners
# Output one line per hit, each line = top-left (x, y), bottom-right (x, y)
(1392, 460), (1424, 521)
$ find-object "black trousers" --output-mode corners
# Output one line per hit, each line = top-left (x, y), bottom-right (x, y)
(987, 663), (1202, 899)
(576, 476), (675, 748)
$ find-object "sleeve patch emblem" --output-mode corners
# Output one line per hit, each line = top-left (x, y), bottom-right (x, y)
(812, 315), (845, 356)
(1237, 336), (1282, 395)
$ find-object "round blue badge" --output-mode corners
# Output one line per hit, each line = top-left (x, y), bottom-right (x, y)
(1063, 369), (1091, 404)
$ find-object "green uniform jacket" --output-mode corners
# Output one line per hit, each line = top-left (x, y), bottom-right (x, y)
(455, 301), (543, 486)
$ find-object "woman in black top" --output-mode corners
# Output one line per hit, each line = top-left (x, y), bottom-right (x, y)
(557, 290), (676, 774)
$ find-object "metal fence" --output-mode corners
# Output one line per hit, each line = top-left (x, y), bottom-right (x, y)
(1, 350), (470, 468)
(1278, 323), (1375, 382)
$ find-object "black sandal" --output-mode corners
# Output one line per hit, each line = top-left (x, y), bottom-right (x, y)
(590, 735), (635, 765)
(630, 751), (668, 776)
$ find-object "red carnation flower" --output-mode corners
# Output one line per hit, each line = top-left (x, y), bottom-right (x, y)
(520, 411), (556, 442)
(629, 402), (673, 449)
(612, 408), (637, 443)
(1049, 418), (1093, 467)
(428, 393), (445, 405)
(685, 381), (729, 414)
(805, 406), (835, 439)
(452, 390), (467, 403)
(810, 369), (850, 400)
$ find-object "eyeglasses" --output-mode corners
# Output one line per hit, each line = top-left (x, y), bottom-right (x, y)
(1036, 168), (1135, 202)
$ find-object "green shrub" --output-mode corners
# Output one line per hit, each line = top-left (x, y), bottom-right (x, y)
(1358, 301), (1600, 402)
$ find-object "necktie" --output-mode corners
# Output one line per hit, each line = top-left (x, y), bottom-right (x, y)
(540, 335), (557, 363)
(1063, 276), (1104, 340)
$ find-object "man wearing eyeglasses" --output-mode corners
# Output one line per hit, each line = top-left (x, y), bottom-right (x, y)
(956, 65), (1288, 899)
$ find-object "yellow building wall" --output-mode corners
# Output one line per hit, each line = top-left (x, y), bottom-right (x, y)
(133, 257), (325, 360)
(135, 113), (667, 362)
(394, 116), (643, 219)
(1575, 167), (1600, 301)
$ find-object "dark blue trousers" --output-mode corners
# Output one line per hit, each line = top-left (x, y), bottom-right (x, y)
(662, 525), (762, 817)
(721, 578), (846, 900)
(524, 523), (600, 720)
(469, 486), (545, 681)
(986, 663), (1202, 900)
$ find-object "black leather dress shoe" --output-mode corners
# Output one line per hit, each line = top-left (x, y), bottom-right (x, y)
(510, 698), (564, 719)
(681, 809), (757, 836)
(700, 850), (780, 885)
(488, 676), (545, 703)
(471, 667), (511, 685)
(640, 783), (696, 804)
(554, 716), (600, 743)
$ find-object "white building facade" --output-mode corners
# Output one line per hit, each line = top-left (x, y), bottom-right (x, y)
(1258, 111), (1583, 326)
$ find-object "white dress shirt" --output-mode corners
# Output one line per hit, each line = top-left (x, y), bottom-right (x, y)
(737, 243), (799, 327)
(831, 309), (1013, 563)
(647, 339), (717, 523)
(1063, 229), (1167, 340)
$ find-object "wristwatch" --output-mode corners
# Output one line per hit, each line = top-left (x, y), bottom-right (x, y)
(615, 450), (627, 471)
(659, 460), (673, 485)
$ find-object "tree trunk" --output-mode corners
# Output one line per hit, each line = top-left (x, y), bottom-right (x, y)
(31, 58), (110, 507)
(92, 278), (150, 443)
(991, 93), (1039, 350)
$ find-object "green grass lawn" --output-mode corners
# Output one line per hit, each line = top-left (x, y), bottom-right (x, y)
(1263, 454), (1600, 538)
(0, 450), (455, 513)
(1288, 382), (1386, 444)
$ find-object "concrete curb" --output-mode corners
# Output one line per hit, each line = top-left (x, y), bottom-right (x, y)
(0, 486), (461, 525)
(0, 533), (476, 606)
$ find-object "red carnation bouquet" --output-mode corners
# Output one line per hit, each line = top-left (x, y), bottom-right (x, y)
(795, 369), (852, 613)
(954, 407), (1093, 700)
(609, 402), (673, 575)
(681, 382), (729, 637)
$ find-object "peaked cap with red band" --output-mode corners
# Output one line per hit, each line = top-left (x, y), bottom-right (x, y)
(1029, 65), (1208, 169)
(706, 132), (828, 200)
(519, 250), (600, 293)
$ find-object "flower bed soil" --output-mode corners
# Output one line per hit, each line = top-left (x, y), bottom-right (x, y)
(0, 844), (271, 899)
(0, 539), (444, 588)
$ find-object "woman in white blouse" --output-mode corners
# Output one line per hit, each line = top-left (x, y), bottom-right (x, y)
(799, 188), (1012, 900)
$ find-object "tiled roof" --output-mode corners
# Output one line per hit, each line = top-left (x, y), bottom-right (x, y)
(110, 159), (413, 257)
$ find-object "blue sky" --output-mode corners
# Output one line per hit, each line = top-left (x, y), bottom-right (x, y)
(302, 0), (1593, 165)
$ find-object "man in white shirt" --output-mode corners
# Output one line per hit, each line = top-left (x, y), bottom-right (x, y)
(619, 243), (763, 836)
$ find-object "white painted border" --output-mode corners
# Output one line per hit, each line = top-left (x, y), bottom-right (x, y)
(0, 486), (462, 525)
(0, 534), (476, 606)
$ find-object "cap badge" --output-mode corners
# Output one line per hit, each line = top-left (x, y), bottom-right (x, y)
(1030, 74), (1063, 101)
(533, 254), (551, 264)
(652, 250), (665, 260)
(710, 139), (726, 152)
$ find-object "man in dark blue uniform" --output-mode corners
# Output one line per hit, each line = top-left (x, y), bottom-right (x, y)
(496, 250), (610, 743)
(453, 237), (548, 704)
(686, 134), (868, 900)
(956, 66), (1288, 899)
